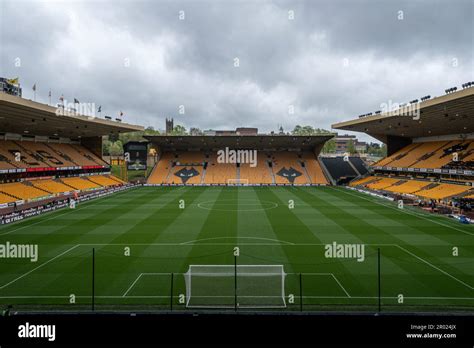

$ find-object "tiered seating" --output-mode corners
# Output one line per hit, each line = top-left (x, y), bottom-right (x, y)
(61, 177), (101, 190)
(416, 183), (472, 199)
(302, 153), (328, 184)
(0, 140), (107, 169)
(375, 140), (474, 169)
(0, 182), (50, 201)
(240, 157), (273, 184)
(147, 153), (174, 184)
(0, 192), (18, 204)
(366, 178), (402, 190)
(350, 176), (379, 186)
(168, 152), (204, 184)
(32, 179), (73, 194)
(204, 154), (237, 184)
(388, 142), (449, 168)
(375, 143), (420, 167)
(106, 175), (126, 184)
(147, 151), (334, 185)
(87, 175), (122, 187)
(320, 157), (357, 182)
(384, 180), (432, 194)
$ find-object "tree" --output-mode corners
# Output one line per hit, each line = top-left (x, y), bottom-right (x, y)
(171, 124), (187, 135)
(189, 127), (203, 136)
(292, 125), (334, 136)
(322, 139), (336, 154)
(347, 139), (357, 155)
(109, 140), (123, 156)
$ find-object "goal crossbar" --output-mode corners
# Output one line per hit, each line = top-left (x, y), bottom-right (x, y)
(227, 179), (249, 185)
(184, 264), (286, 309)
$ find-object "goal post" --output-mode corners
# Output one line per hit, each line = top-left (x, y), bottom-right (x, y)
(184, 265), (287, 308)
(227, 178), (249, 186)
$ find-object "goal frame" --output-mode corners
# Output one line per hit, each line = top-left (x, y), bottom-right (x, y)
(227, 178), (249, 185)
(184, 264), (287, 309)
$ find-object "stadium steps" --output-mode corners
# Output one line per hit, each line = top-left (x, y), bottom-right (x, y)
(376, 142), (422, 167)
(413, 182), (439, 193)
(300, 161), (312, 184)
(25, 180), (54, 194)
(389, 179), (408, 186)
(12, 140), (51, 168)
(0, 190), (21, 201)
(349, 157), (368, 175)
(86, 176), (107, 187)
(408, 141), (453, 167)
(200, 165), (207, 184)
(164, 165), (174, 183)
(44, 143), (80, 166)
(15, 140), (60, 168)
(318, 158), (336, 185)
(57, 178), (80, 190)
(107, 175), (125, 184)
(346, 158), (361, 176)
(267, 161), (276, 184)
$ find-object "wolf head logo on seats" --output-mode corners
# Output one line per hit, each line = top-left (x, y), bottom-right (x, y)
(174, 167), (200, 183)
(276, 167), (302, 183)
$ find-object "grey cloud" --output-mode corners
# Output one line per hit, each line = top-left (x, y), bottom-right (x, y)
(0, 0), (472, 142)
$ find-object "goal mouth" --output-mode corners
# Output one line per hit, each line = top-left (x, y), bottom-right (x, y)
(227, 179), (249, 186)
(184, 265), (287, 309)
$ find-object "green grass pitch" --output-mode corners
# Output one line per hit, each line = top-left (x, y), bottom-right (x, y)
(0, 186), (473, 312)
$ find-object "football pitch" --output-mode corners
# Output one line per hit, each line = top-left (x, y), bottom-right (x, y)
(0, 186), (473, 312)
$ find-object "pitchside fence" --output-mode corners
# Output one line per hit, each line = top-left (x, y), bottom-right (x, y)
(1, 247), (473, 314)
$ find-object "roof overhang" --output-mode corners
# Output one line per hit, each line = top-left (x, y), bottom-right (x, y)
(144, 135), (335, 152)
(332, 86), (474, 142)
(0, 92), (144, 138)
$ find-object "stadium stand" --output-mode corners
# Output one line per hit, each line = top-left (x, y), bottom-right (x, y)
(383, 180), (432, 194)
(0, 175), (124, 204)
(349, 157), (368, 175)
(147, 150), (332, 185)
(374, 140), (474, 170)
(0, 192), (17, 204)
(271, 152), (308, 184)
(31, 179), (73, 194)
(302, 153), (328, 184)
(87, 175), (125, 187)
(147, 153), (174, 184)
(0, 140), (107, 169)
(60, 177), (101, 190)
(415, 183), (472, 200)
(204, 154), (237, 184)
(240, 157), (273, 184)
(0, 182), (50, 201)
(366, 177), (402, 190)
(320, 157), (358, 184)
(350, 176), (379, 186)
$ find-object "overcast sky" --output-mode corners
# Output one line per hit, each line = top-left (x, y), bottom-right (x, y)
(1, 0), (473, 142)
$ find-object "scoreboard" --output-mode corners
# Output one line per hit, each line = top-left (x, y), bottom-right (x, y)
(123, 141), (148, 171)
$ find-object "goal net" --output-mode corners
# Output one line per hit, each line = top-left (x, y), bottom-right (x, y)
(227, 179), (249, 185)
(184, 265), (286, 308)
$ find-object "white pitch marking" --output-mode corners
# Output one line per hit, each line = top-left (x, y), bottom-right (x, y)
(332, 186), (474, 237)
(180, 236), (295, 245)
(395, 244), (474, 290)
(0, 244), (80, 290)
(122, 273), (143, 297)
